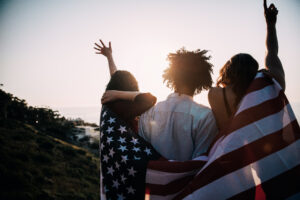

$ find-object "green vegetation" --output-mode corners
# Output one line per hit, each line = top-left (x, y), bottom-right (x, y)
(0, 88), (100, 199)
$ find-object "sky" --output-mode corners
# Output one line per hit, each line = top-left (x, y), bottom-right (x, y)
(0, 0), (300, 123)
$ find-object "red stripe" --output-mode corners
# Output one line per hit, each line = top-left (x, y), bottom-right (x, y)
(174, 120), (300, 200)
(229, 164), (300, 200)
(245, 77), (273, 95)
(146, 175), (194, 196)
(147, 160), (206, 173)
(225, 90), (288, 136)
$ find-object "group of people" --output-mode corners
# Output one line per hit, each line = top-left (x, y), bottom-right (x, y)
(96, 0), (284, 162)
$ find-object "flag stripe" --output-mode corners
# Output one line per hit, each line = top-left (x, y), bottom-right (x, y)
(242, 76), (272, 95)
(226, 90), (288, 135)
(236, 83), (281, 116)
(174, 120), (300, 199)
(228, 164), (300, 200)
(179, 139), (300, 200)
(146, 169), (197, 185)
(147, 160), (206, 173)
(206, 104), (295, 166)
(146, 175), (194, 196)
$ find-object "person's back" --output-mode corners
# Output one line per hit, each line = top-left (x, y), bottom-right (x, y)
(139, 93), (218, 161)
(138, 48), (218, 161)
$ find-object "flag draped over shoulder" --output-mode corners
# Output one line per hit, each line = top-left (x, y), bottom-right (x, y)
(99, 106), (161, 200)
(145, 72), (300, 200)
(100, 71), (300, 200)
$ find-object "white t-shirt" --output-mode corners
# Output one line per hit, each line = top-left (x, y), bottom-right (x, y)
(138, 93), (219, 161)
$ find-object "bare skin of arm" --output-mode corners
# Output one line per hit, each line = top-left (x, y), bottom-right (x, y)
(101, 90), (142, 103)
(94, 39), (117, 76)
(264, 0), (285, 91)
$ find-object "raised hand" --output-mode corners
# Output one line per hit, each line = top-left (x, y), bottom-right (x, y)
(94, 39), (117, 75)
(264, 0), (278, 26)
(94, 39), (112, 57)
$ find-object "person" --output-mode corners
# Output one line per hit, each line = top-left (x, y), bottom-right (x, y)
(208, 0), (285, 131)
(101, 47), (219, 161)
(94, 40), (157, 133)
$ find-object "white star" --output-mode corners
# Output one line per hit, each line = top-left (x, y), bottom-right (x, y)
(120, 174), (127, 183)
(107, 166), (115, 175)
(144, 147), (152, 155)
(102, 111), (107, 118)
(100, 143), (105, 150)
(115, 162), (120, 169)
(106, 126), (114, 134)
(104, 186), (109, 193)
(134, 156), (141, 160)
(121, 155), (128, 163)
(102, 154), (109, 163)
(118, 125), (127, 134)
(131, 137), (139, 145)
(112, 179), (120, 189)
(119, 145), (127, 152)
(108, 117), (116, 124)
(107, 137), (113, 144)
(117, 193), (125, 200)
(109, 148), (115, 157)
(118, 137), (126, 144)
(101, 120), (105, 127)
(127, 186), (135, 194)
(128, 166), (136, 176)
(132, 147), (140, 152)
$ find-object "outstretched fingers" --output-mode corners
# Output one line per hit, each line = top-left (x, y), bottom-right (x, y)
(100, 39), (106, 48)
(264, 0), (267, 11)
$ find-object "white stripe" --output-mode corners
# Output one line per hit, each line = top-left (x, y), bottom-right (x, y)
(201, 104), (295, 172)
(192, 155), (209, 161)
(255, 72), (264, 78)
(184, 139), (300, 200)
(146, 168), (197, 185)
(236, 83), (281, 116)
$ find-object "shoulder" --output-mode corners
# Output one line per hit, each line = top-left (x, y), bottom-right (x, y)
(208, 87), (222, 102)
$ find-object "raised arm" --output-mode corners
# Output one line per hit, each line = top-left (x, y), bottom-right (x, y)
(94, 39), (117, 76)
(264, 0), (285, 91)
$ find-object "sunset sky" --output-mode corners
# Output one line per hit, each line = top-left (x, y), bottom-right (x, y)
(1, 0), (299, 122)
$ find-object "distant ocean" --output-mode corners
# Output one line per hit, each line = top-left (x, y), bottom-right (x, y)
(55, 102), (300, 125)
(54, 106), (101, 125)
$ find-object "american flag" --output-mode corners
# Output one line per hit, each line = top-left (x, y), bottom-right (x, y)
(100, 71), (300, 200)
(99, 105), (161, 200)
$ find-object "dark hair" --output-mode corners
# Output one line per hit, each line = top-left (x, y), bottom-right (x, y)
(106, 70), (139, 91)
(163, 48), (213, 95)
(217, 53), (259, 106)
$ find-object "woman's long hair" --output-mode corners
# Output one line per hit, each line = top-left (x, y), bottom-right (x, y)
(217, 53), (258, 106)
(106, 70), (139, 92)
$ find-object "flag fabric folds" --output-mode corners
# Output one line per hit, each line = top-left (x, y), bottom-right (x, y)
(99, 106), (161, 200)
(100, 71), (300, 200)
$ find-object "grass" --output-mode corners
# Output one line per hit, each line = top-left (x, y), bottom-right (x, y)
(0, 119), (100, 200)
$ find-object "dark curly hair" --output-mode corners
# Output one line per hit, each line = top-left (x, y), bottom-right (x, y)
(217, 53), (259, 106)
(106, 70), (139, 91)
(163, 48), (213, 95)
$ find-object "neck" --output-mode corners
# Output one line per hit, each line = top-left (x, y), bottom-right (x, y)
(175, 87), (195, 97)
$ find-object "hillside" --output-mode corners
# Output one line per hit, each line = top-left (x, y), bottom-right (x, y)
(0, 119), (100, 200)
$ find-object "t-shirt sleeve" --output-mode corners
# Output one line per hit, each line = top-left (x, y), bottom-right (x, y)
(192, 110), (219, 159)
(107, 93), (156, 120)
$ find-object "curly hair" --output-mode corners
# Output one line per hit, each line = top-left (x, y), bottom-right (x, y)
(217, 53), (259, 106)
(162, 48), (213, 95)
(106, 70), (139, 92)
